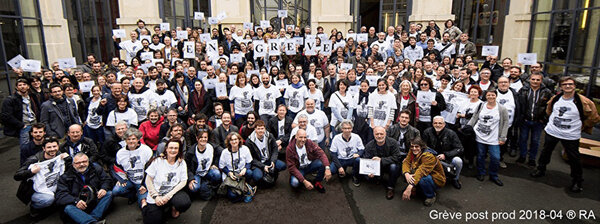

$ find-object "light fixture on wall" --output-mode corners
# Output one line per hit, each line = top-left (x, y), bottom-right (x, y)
(581, 0), (590, 29)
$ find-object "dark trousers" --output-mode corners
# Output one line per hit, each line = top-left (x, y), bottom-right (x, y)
(361, 164), (401, 189)
(500, 125), (519, 161)
(537, 132), (582, 182)
(142, 191), (191, 224)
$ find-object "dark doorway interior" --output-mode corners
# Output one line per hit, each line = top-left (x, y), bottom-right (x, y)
(360, 0), (380, 29)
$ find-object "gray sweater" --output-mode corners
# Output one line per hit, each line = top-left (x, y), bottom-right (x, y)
(467, 103), (509, 142)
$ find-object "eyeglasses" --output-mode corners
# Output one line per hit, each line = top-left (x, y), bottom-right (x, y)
(561, 83), (575, 86)
(420, 83), (429, 86)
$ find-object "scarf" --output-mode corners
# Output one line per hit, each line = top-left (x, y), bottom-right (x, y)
(358, 90), (369, 104)
(192, 88), (207, 111)
(291, 81), (304, 89)
(176, 83), (189, 105)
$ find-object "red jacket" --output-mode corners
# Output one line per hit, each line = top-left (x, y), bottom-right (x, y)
(286, 138), (330, 183)
(139, 116), (164, 150)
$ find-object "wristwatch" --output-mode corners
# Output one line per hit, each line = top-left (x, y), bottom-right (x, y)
(325, 166), (330, 170)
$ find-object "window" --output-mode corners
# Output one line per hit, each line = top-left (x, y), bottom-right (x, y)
(64, 0), (119, 64)
(528, 0), (600, 98)
(452, 0), (508, 55)
(251, 0), (310, 31)
(0, 0), (47, 94)
(351, 0), (411, 32)
(160, 0), (210, 29)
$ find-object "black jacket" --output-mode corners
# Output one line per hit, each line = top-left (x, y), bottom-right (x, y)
(267, 115), (293, 146)
(99, 134), (124, 166)
(187, 90), (212, 118)
(481, 61), (504, 83)
(185, 143), (222, 183)
(212, 124), (239, 148)
(0, 93), (40, 137)
(517, 85), (553, 123)
(60, 137), (99, 165)
(386, 124), (420, 156)
(422, 127), (463, 158)
(245, 132), (279, 169)
(363, 137), (402, 167)
(55, 164), (113, 207)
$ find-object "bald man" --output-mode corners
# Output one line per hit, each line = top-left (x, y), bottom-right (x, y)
(60, 124), (99, 165)
(286, 129), (331, 193)
(360, 126), (402, 200)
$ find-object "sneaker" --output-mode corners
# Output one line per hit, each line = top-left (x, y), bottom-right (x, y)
(491, 178), (504, 186)
(527, 160), (536, 167)
(244, 195), (253, 203)
(499, 161), (507, 168)
(515, 157), (525, 163)
(314, 181), (326, 193)
(29, 207), (41, 219)
(530, 170), (545, 178)
(93, 220), (106, 224)
(452, 179), (462, 189)
(386, 188), (394, 200)
(352, 176), (360, 187)
(424, 196), (436, 206)
(570, 181), (583, 193)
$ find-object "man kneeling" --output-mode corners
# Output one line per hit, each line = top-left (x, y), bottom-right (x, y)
(402, 138), (446, 206)
(286, 129), (331, 193)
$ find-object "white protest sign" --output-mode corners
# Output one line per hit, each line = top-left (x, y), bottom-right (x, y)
(359, 158), (381, 176)
(206, 40), (219, 56)
(304, 39), (317, 55)
(228, 74), (237, 85)
(21, 59), (41, 72)
(176, 30), (188, 40)
(243, 22), (253, 30)
(194, 12), (204, 20)
(253, 40), (267, 58)
(481, 45), (499, 57)
(340, 63), (353, 71)
(357, 33), (368, 42)
(230, 53), (243, 63)
(79, 81), (95, 93)
(7, 54), (25, 69)
(284, 39), (297, 55)
(334, 42), (346, 50)
(140, 35), (151, 43)
(160, 23), (170, 31)
(276, 79), (289, 88)
(217, 11), (227, 21)
(208, 17), (219, 25)
(197, 71), (208, 80)
(260, 20), (270, 29)
(183, 41), (195, 59)
(320, 40), (332, 56)
(305, 34), (315, 40)
(215, 82), (227, 97)
(199, 33), (211, 43)
(204, 78), (217, 90)
(293, 37), (303, 45)
(518, 53), (538, 66)
(268, 39), (281, 56)
(57, 57), (77, 69)
(278, 10), (287, 18)
(347, 33), (357, 40)
(112, 29), (126, 38)
(140, 52), (154, 61)
(317, 34), (328, 41)
(441, 91), (468, 124)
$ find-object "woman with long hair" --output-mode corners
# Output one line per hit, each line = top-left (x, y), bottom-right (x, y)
(218, 132), (256, 202)
(188, 79), (212, 119)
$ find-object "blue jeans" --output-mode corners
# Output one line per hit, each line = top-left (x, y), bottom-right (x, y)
(189, 169), (222, 193)
(330, 158), (360, 177)
(31, 192), (54, 209)
(417, 175), (438, 199)
(250, 160), (286, 182)
(111, 180), (147, 207)
(290, 159), (325, 188)
(20, 125), (31, 146)
(477, 142), (500, 179)
(225, 169), (255, 201)
(83, 125), (105, 145)
(449, 156), (463, 181)
(64, 191), (113, 224)
(519, 120), (544, 159)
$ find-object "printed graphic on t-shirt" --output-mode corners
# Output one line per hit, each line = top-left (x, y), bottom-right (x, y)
(374, 101), (387, 120)
(476, 115), (494, 136)
(132, 97), (147, 117)
(158, 172), (177, 195)
(290, 91), (300, 108)
(553, 107), (573, 129)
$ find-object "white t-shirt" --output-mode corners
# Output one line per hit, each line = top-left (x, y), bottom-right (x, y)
(330, 133), (364, 160)
(106, 108), (138, 127)
(194, 144), (215, 177)
(86, 99), (103, 129)
(119, 40), (143, 64)
(229, 85), (254, 115)
(290, 125), (319, 143)
(253, 135), (269, 163)
(474, 104), (500, 145)
(496, 90), (516, 126)
(29, 156), (65, 195)
(479, 81), (491, 91)
(368, 91), (397, 127)
(254, 85), (282, 116)
(354, 94), (369, 118)
(148, 43), (165, 51)
(128, 90), (155, 122)
(510, 80), (523, 92)
(295, 144), (310, 168)
(459, 99), (482, 126)
(545, 97), (582, 140)
(219, 146), (253, 174)
(293, 110), (329, 143)
(284, 85), (308, 113)
(277, 118), (285, 138)
(116, 144), (154, 184)
(435, 42), (456, 58)
(145, 158), (187, 204)
(329, 92), (356, 126)
(153, 90), (178, 109)
(307, 89), (325, 110)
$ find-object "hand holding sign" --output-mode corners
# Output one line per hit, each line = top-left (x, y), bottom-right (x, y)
(21, 60), (41, 72)
(194, 12), (204, 20)
(160, 23), (170, 31)
(112, 29), (126, 38)
(481, 46), (499, 57)
(518, 53), (537, 65)
(177, 30), (188, 40)
(278, 10), (287, 18)
(58, 58), (77, 69)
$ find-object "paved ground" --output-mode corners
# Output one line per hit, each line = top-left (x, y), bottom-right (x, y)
(1, 134), (599, 224)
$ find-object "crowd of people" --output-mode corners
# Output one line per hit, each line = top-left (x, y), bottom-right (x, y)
(2, 18), (599, 224)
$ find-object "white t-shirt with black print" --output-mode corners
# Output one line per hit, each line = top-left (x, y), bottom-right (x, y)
(284, 85), (308, 113)
(145, 158), (187, 204)
(496, 90), (516, 126)
(128, 90), (155, 122)
(307, 89), (325, 110)
(219, 145), (253, 174)
(474, 105), (500, 145)
(329, 92), (356, 126)
(545, 97), (582, 140)
(330, 133), (364, 160)
(290, 125), (319, 143)
(116, 144), (153, 184)
(194, 144), (215, 177)
(29, 156), (65, 195)
(106, 108), (138, 127)
(86, 99), (103, 129)
(293, 110), (329, 143)
(254, 85), (282, 116)
(368, 91), (397, 127)
(295, 144), (310, 168)
(229, 85), (254, 115)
